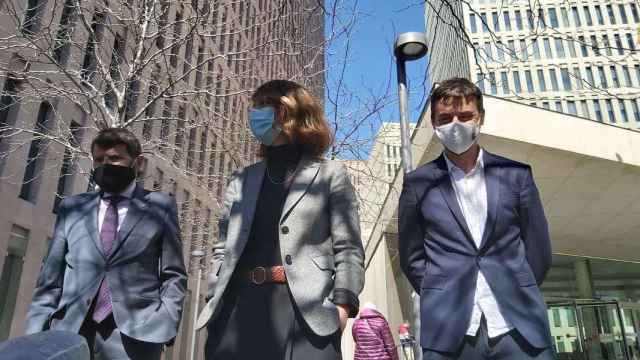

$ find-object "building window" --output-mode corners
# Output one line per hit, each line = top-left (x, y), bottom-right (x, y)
(622, 66), (632, 87)
(507, 40), (516, 60)
(526, 9), (534, 29)
(578, 36), (589, 57)
(489, 72), (497, 95)
(0, 225), (30, 340)
(619, 100), (629, 122)
(560, 8), (569, 27)
(554, 101), (563, 112)
(636, 65), (640, 86)
(590, 35), (600, 56)
(469, 14), (478, 33)
(186, 126), (197, 171)
(549, 69), (559, 91)
(602, 35), (612, 56)
(20, 102), (53, 202)
(606, 5), (616, 25)
(543, 38), (553, 58)
(593, 100), (603, 122)
(585, 67), (595, 87)
(514, 10), (523, 30)
(536, 8), (545, 28)
(476, 73), (485, 93)
(52, 0), (77, 64)
(554, 38), (565, 58)
(503, 11), (511, 31)
(21, 0), (45, 35)
(580, 100), (590, 118)
(626, 33), (636, 51)
(565, 39), (576, 58)
(542, 102), (550, 110)
(519, 39), (528, 60)
(632, 100), (640, 121)
(573, 67), (583, 90)
(143, 68), (160, 141)
(594, 5), (605, 25)
(483, 42), (493, 61)
(631, 3), (640, 23)
(614, 34), (624, 55)
(160, 99), (172, 154)
(386, 164), (392, 178)
(0, 77), (20, 150)
(571, 7), (581, 27)
(531, 39), (541, 59)
(525, 70), (534, 92)
(537, 69), (547, 91)
(560, 68), (571, 90)
(80, 12), (106, 84)
(605, 99), (615, 122)
(619, 4), (628, 24)
(610, 66), (620, 87)
(567, 101), (577, 115)
(170, 11), (183, 68)
(583, 6), (593, 26)
(492, 12), (500, 31)
(548, 8), (559, 28)
(597, 66), (608, 88)
(53, 121), (82, 212)
(513, 71), (522, 93)
(500, 72), (509, 94)
(480, 13), (488, 32)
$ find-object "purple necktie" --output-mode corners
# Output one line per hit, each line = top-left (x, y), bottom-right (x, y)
(92, 196), (122, 323)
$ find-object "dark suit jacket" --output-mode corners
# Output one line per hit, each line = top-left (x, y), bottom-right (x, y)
(25, 186), (187, 344)
(398, 151), (552, 352)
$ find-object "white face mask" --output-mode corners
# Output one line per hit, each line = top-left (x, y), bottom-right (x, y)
(434, 120), (480, 155)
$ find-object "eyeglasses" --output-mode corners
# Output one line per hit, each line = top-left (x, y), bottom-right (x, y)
(435, 111), (479, 124)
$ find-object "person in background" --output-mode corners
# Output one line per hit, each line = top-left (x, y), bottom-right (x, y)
(25, 128), (187, 360)
(196, 80), (365, 360)
(352, 302), (399, 360)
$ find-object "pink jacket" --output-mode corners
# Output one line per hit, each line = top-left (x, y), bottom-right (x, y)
(352, 308), (399, 360)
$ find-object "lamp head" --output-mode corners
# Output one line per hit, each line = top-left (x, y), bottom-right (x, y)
(394, 32), (428, 61)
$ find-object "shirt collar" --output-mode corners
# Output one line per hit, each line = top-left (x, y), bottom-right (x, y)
(444, 148), (484, 177)
(103, 180), (136, 199)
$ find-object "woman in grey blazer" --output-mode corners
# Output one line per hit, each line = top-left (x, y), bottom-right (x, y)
(196, 80), (365, 359)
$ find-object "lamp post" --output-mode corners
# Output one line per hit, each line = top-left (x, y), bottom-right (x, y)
(189, 249), (205, 360)
(394, 32), (428, 174)
(394, 32), (428, 360)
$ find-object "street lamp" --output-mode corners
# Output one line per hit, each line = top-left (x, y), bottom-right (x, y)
(189, 249), (205, 360)
(394, 32), (428, 360)
(394, 32), (428, 174)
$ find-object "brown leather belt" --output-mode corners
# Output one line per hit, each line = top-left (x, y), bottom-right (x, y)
(243, 266), (286, 285)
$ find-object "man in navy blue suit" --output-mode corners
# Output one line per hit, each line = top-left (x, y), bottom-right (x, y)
(399, 78), (554, 359)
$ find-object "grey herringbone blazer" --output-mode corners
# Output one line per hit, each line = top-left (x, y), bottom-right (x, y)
(196, 157), (365, 336)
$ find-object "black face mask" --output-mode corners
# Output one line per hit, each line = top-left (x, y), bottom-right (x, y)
(92, 164), (136, 194)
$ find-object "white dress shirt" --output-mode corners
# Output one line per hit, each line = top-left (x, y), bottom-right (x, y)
(444, 149), (513, 338)
(98, 181), (136, 233)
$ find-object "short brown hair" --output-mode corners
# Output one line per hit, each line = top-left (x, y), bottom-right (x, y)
(430, 77), (484, 120)
(251, 80), (333, 158)
(91, 128), (142, 158)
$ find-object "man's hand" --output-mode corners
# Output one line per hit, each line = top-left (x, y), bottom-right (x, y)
(337, 304), (350, 331)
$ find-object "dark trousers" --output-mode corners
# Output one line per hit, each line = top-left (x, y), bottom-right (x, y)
(79, 315), (162, 360)
(422, 320), (555, 360)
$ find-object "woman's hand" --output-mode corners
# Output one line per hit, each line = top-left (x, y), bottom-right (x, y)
(337, 304), (350, 331)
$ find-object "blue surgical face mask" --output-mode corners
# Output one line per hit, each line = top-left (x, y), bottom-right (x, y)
(249, 106), (281, 146)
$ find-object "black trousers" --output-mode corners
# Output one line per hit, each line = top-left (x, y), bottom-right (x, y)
(422, 319), (555, 360)
(205, 282), (341, 360)
(78, 315), (162, 360)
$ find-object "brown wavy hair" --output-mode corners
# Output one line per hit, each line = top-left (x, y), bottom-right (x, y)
(251, 80), (333, 158)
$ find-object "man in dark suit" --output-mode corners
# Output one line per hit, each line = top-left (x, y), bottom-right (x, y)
(399, 78), (554, 359)
(25, 128), (187, 360)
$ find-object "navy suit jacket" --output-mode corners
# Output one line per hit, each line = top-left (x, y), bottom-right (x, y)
(398, 151), (552, 352)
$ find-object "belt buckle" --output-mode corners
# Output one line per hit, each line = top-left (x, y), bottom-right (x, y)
(250, 266), (267, 285)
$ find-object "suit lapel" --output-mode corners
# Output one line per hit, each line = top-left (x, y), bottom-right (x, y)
(109, 187), (148, 260)
(479, 152), (501, 251)
(280, 157), (320, 224)
(83, 192), (105, 259)
(233, 162), (265, 254)
(434, 155), (476, 250)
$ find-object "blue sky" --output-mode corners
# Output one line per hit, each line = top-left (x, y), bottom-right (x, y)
(324, 0), (430, 159)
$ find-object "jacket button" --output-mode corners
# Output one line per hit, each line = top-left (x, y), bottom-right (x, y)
(285, 255), (292, 265)
(281, 226), (289, 234)
(86, 298), (91, 306)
